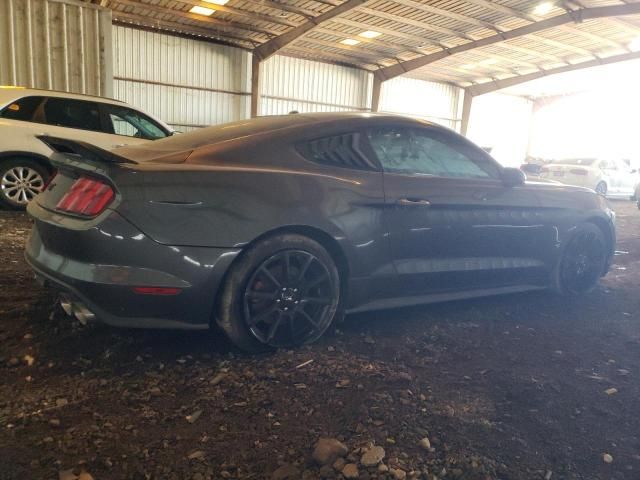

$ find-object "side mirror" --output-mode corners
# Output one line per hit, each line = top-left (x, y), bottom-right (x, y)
(502, 167), (526, 187)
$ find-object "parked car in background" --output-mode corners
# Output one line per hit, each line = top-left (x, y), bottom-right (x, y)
(538, 157), (639, 198)
(520, 156), (548, 178)
(520, 163), (543, 177)
(0, 87), (173, 208)
(25, 113), (615, 352)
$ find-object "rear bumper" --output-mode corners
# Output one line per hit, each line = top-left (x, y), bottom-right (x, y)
(25, 203), (240, 329)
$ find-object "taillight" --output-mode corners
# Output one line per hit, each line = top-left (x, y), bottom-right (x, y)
(570, 169), (588, 175)
(55, 176), (114, 216)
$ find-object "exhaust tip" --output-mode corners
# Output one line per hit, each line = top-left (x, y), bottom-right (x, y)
(59, 295), (95, 324)
(60, 295), (73, 316)
(72, 303), (96, 325)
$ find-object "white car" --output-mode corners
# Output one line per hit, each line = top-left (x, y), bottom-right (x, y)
(539, 158), (640, 198)
(0, 87), (173, 208)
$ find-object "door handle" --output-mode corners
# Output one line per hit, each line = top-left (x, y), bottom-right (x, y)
(397, 198), (431, 207)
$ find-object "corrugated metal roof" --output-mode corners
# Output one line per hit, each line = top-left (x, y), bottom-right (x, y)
(97, 0), (640, 89)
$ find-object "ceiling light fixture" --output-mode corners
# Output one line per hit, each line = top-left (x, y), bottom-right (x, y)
(202, 0), (229, 5)
(533, 2), (554, 15)
(189, 5), (215, 15)
(460, 64), (476, 69)
(341, 38), (361, 46)
(359, 30), (382, 39)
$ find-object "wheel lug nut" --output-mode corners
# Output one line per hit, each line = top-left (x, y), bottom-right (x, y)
(284, 307), (288, 311)
(294, 301), (299, 304)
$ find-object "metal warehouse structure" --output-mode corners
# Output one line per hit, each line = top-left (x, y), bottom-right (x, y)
(3, 0), (640, 135)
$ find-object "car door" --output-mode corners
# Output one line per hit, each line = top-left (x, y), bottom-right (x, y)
(598, 159), (619, 194)
(366, 125), (549, 296)
(614, 159), (637, 195)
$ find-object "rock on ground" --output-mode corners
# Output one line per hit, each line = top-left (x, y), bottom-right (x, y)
(360, 445), (385, 467)
(312, 438), (348, 466)
(342, 463), (359, 479)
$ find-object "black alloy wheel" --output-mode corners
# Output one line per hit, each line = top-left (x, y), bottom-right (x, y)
(558, 224), (607, 295)
(243, 250), (338, 348)
(216, 234), (341, 352)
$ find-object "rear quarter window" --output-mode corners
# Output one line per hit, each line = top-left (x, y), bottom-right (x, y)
(297, 133), (379, 171)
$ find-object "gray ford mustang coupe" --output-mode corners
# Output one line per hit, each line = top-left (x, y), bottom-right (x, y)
(25, 113), (615, 352)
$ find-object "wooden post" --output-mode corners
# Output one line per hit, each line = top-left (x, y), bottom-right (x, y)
(250, 55), (261, 118)
(460, 89), (473, 136)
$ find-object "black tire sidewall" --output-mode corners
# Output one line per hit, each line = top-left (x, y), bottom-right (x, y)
(0, 158), (50, 209)
(216, 233), (341, 352)
(553, 222), (607, 295)
(595, 181), (607, 195)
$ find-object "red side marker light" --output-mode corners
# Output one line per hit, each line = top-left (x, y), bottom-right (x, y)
(132, 287), (182, 296)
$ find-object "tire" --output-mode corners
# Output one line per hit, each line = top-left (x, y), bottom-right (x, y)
(216, 233), (341, 352)
(0, 158), (50, 209)
(595, 181), (607, 196)
(553, 223), (608, 295)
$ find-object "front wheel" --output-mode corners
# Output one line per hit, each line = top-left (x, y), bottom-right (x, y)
(216, 234), (341, 352)
(0, 158), (50, 209)
(553, 223), (608, 295)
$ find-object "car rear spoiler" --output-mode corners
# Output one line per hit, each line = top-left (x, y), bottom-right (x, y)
(37, 136), (137, 165)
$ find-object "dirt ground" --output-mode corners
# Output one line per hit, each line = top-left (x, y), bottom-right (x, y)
(1, 201), (639, 480)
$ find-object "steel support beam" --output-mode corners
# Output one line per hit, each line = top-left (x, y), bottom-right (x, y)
(250, 55), (261, 117)
(374, 3), (640, 82)
(460, 89), (473, 136)
(252, 0), (368, 62)
(467, 50), (640, 97)
(371, 75), (382, 112)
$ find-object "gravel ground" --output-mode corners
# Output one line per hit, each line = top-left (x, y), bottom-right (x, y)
(1, 201), (639, 480)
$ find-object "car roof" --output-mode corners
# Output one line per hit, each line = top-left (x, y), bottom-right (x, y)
(115, 112), (443, 162)
(0, 86), (126, 107)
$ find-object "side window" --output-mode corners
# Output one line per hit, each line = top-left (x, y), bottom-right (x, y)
(367, 127), (500, 179)
(43, 98), (102, 132)
(298, 133), (379, 171)
(102, 104), (168, 140)
(600, 160), (616, 170)
(0, 96), (44, 121)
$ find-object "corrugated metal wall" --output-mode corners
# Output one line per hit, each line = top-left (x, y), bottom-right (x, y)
(112, 26), (251, 132)
(259, 55), (373, 115)
(0, 0), (112, 96)
(379, 77), (463, 131)
(111, 26), (462, 132)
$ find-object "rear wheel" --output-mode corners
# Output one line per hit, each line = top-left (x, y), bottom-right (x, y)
(595, 181), (607, 196)
(554, 223), (607, 295)
(0, 158), (49, 209)
(216, 234), (341, 352)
